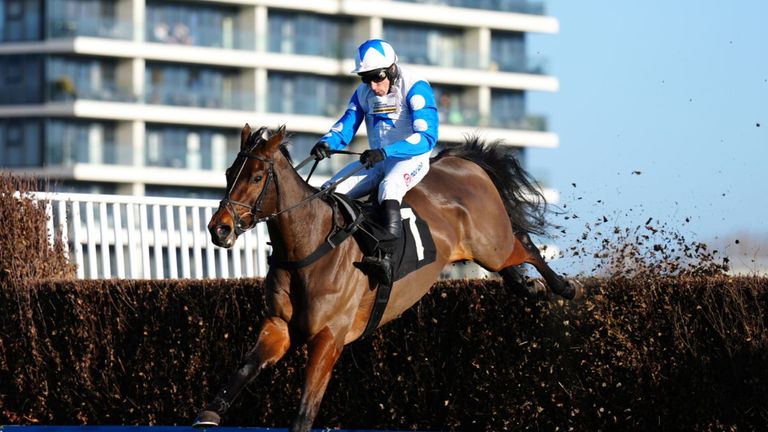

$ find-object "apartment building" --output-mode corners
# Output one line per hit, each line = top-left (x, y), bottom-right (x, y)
(0, 0), (558, 199)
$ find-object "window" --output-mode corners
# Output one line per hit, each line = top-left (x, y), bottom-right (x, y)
(383, 22), (466, 68)
(47, 0), (129, 39)
(490, 89), (525, 128)
(491, 31), (527, 72)
(267, 11), (354, 58)
(45, 119), (123, 166)
(0, 55), (43, 104)
(268, 72), (353, 117)
(0, 119), (42, 167)
(46, 55), (122, 101)
(145, 62), (250, 110)
(2, 0), (42, 42)
(146, 1), (247, 49)
(145, 124), (239, 170)
(433, 85), (477, 126)
(5, 124), (23, 166)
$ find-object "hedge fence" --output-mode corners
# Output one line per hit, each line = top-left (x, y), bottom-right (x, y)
(1, 174), (766, 431)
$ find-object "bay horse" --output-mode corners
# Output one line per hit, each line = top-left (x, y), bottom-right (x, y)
(195, 124), (581, 432)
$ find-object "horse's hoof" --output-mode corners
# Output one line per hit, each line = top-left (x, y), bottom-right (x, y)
(560, 279), (584, 301)
(192, 410), (221, 429)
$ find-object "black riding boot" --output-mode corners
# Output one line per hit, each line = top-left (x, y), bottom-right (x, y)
(357, 199), (402, 286)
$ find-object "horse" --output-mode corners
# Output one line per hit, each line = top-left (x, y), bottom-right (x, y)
(194, 124), (581, 432)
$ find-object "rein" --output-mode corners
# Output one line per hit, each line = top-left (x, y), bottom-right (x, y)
(220, 147), (362, 236)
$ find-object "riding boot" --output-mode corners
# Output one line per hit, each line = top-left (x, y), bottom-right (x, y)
(357, 199), (402, 286)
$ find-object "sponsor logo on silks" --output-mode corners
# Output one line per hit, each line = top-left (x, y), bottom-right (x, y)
(403, 172), (412, 187)
(372, 101), (397, 114)
(409, 162), (424, 178)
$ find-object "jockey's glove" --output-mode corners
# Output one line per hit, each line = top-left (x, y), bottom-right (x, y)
(311, 141), (331, 160)
(360, 149), (386, 168)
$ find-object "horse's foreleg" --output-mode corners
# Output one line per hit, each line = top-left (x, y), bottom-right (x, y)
(512, 232), (583, 300)
(193, 316), (291, 428)
(289, 326), (343, 432)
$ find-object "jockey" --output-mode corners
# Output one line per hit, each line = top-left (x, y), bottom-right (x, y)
(310, 39), (439, 287)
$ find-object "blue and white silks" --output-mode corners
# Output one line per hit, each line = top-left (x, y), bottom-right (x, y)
(321, 67), (439, 159)
(319, 66), (440, 204)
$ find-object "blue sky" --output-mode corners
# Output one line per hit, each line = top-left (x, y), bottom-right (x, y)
(526, 1), (768, 271)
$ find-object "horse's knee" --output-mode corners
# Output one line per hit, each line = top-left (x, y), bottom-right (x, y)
(251, 316), (291, 368)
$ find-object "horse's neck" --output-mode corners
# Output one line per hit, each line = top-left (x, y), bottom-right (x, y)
(268, 156), (333, 260)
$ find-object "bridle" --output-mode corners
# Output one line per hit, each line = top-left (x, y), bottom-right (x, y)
(219, 134), (364, 236)
(219, 145), (276, 236)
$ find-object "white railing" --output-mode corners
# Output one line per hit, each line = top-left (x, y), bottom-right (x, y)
(31, 192), (270, 280)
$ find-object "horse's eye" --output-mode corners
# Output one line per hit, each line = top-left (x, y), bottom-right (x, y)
(251, 175), (263, 183)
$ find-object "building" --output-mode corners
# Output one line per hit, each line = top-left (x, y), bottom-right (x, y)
(0, 0), (559, 200)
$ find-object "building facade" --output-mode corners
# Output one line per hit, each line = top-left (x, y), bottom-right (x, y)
(0, 0), (558, 199)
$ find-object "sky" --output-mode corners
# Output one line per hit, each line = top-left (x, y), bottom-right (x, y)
(525, 1), (768, 273)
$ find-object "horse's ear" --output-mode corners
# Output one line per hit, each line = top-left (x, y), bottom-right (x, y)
(266, 125), (286, 153)
(240, 123), (251, 149)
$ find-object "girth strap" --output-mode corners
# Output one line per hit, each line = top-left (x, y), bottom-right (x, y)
(361, 280), (393, 339)
(267, 205), (365, 270)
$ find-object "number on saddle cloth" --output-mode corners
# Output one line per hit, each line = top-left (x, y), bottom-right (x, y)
(331, 193), (437, 282)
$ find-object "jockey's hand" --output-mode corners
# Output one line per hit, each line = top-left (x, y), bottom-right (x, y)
(360, 149), (386, 168)
(311, 141), (331, 160)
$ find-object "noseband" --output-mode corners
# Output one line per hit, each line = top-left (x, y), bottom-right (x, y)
(220, 149), (275, 236)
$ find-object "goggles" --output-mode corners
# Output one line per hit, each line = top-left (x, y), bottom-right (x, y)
(359, 68), (388, 84)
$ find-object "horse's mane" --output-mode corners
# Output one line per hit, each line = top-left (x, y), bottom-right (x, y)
(436, 136), (549, 236)
(279, 144), (293, 164)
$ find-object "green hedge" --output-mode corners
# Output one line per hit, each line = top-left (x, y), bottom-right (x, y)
(1, 276), (766, 430)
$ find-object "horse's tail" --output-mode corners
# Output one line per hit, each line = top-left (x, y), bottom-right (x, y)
(436, 136), (549, 236)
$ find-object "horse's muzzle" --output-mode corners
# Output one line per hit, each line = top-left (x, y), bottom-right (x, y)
(210, 223), (235, 248)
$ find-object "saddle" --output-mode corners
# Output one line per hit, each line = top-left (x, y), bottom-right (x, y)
(330, 193), (437, 282)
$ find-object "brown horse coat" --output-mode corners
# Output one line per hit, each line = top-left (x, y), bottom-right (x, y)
(197, 124), (579, 432)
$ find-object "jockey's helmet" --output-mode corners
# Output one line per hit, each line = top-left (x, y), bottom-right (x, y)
(351, 39), (398, 74)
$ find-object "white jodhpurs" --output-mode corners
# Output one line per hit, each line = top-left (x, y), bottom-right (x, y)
(322, 152), (431, 204)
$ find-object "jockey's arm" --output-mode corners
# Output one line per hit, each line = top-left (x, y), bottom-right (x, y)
(381, 80), (439, 158)
(320, 91), (365, 150)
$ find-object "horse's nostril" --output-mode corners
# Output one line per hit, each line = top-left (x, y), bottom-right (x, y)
(216, 225), (231, 238)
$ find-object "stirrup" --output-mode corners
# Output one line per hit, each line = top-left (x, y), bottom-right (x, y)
(355, 255), (393, 287)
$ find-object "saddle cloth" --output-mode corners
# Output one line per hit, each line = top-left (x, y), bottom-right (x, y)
(331, 193), (437, 283)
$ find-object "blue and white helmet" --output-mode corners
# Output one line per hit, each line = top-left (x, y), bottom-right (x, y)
(351, 39), (398, 74)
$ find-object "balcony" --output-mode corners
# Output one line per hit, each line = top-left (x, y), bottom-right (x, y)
(146, 24), (254, 51)
(45, 119), (133, 167)
(145, 126), (239, 171)
(47, 15), (133, 40)
(145, 62), (253, 110)
(45, 140), (133, 167)
(267, 11), (355, 58)
(144, 87), (254, 111)
(268, 73), (354, 117)
(487, 114), (548, 131)
(49, 79), (135, 103)
(393, 0), (545, 15)
(146, 0), (252, 49)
